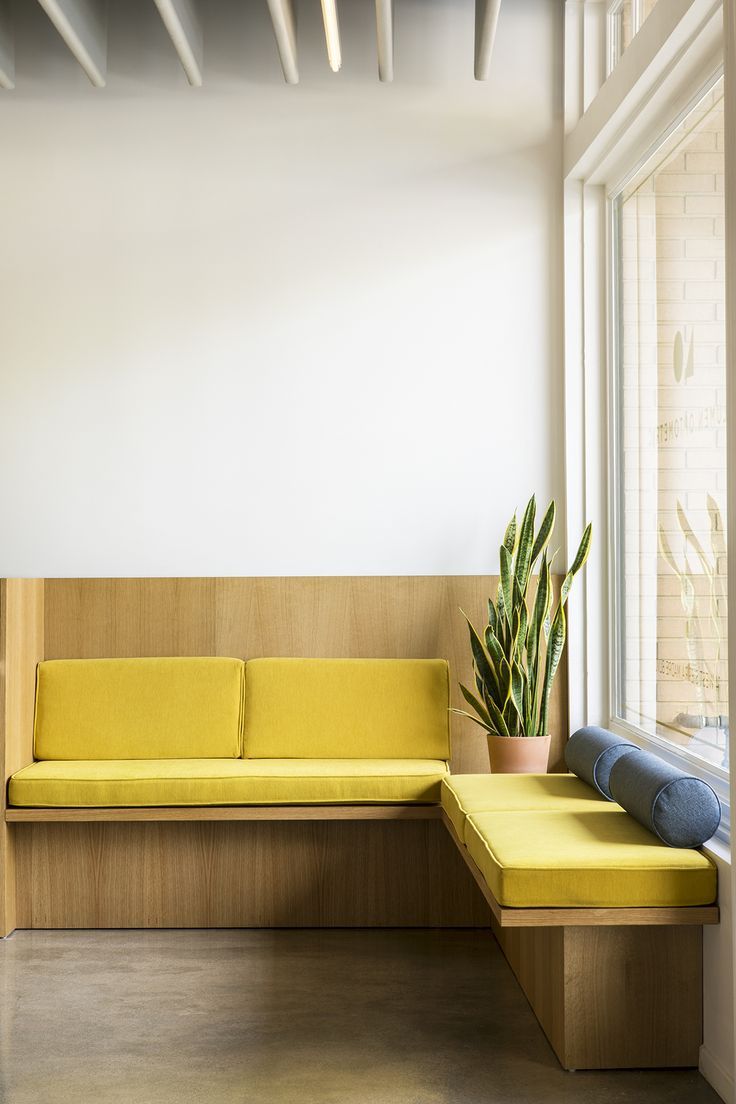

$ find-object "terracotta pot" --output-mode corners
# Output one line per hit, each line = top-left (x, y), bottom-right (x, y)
(487, 734), (551, 774)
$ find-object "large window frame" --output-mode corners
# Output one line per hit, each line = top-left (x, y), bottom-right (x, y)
(563, 0), (732, 835)
(607, 68), (730, 833)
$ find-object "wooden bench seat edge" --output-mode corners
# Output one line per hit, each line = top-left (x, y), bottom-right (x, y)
(5, 804), (444, 823)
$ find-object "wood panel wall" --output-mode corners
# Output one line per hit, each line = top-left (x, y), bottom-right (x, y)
(1, 579), (44, 936)
(43, 576), (570, 773)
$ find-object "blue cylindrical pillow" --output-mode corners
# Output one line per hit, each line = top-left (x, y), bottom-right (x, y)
(564, 726), (641, 800)
(608, 749), (721, 848)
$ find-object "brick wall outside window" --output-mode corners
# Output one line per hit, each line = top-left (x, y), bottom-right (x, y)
(619, 82), (728, 770)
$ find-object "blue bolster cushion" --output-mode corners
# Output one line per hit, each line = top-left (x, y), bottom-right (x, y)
(564, 726), (640, 800)
(609, 749), (721, 848)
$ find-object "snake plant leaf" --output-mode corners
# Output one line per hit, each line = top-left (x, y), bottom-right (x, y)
(461, 610), (503, 704)
(530, 500), (555, 570)
(450, 706), (494, 735)
(496, 577), (506, 631)
(523, 669), (533, 734)
(459, 683), (494, 729)
(511, 598), (528, 660)
(539, 601), (566, 736)
(510, 661), (525, 724)
(485, 629), (513, 711)
(503, 514), (518, 557)
(527, 554), (550, 730)
(499, 545), (514, 626)
(527, 552), (549, 672)
(515, 495), (537, 594)
(560, 522), (592, 605)
(485, 695), (511, 737)
(487, 598), (498, 636)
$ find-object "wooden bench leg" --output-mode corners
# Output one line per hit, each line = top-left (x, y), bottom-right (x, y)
(492, 918), (703, 1069)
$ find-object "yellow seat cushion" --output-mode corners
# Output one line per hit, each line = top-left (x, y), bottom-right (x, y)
(244, 658), (450, 759)
(34, 658), (244, 760)
(8, 758), (448, 807)
(465, 810), (717, 908)
(441, 773), (615, 842)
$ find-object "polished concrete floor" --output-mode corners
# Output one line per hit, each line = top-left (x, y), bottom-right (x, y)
(0, 928), (722, 1104)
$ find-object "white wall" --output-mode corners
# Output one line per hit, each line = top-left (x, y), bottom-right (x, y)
(702, 845), (735, 1103)
(0, 0), (563, 577)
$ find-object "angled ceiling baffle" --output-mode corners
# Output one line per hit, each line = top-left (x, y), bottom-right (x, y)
(4, 0), (502, 88)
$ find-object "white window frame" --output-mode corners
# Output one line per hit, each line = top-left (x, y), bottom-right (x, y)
(563, 0), (731, 832)
(607, 0), (645, 74)
(607, 68), (730, 830)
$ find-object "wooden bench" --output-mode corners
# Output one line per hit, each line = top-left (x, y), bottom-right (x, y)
(0, 577), (718, 1072)
(441, 794), (719, 1071)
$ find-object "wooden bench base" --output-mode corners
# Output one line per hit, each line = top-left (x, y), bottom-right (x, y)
(5, 816), (491, 933)
(494, 919), (702, 1069)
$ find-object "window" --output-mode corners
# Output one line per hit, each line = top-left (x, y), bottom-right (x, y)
(612, 76), (728, 788)
(607, 0), (661, 74)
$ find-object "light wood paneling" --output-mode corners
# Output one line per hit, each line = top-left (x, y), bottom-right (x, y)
(13, 819), (491, 929)
(44, 577), (216, 659)
(45, 575), (569, 773)
(562, 925), (702, 1069)
(494, 916), (703, 1069)
(1, 579), (44, 937)
(7, 805), (442, 822)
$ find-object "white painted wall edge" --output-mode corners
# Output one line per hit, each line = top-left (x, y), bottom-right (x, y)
(701, 1045), (733, 1104)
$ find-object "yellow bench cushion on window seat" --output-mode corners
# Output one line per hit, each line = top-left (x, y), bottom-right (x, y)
(441, 773), (616, 842)
(8, 758), (449, 808)
(465, 809), (717, 908)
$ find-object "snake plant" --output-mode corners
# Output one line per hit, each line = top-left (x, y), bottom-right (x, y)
(455, 496), (592, 738)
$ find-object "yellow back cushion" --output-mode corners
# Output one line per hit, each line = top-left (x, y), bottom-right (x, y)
(34, 658), (244, 760)
(244, 658), (450, 759)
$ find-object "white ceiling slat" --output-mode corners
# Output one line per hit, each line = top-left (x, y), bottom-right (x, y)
(0, 0), (14, 90)
(375, 0), (393, 83)
(320, 0), (341, 73)
(36, 0), (106, 87)
(152, 0), (203, 87)
(474, 0), (501, 81)
(265, 0), (298, 85)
